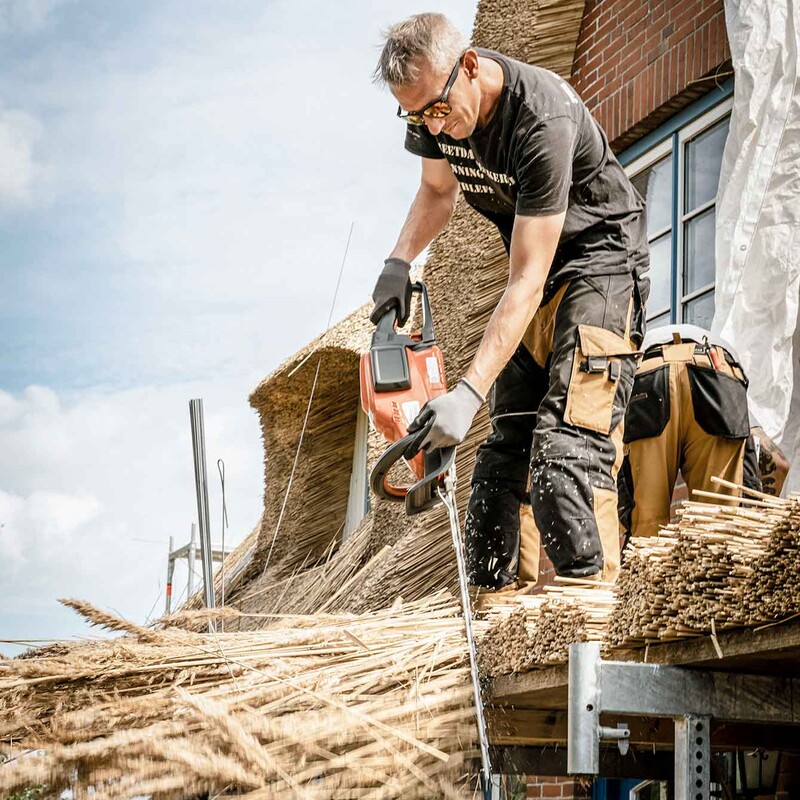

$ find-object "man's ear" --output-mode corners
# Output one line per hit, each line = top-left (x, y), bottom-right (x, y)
(462, 48), (480, 79)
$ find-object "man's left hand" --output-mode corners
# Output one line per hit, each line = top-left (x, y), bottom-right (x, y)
(408, 379), (484, 451)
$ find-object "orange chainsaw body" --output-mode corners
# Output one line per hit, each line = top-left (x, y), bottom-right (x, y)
(359, 282), (448, 501)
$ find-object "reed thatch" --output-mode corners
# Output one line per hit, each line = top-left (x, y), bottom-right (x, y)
(608, 482), (800, 648)
(478, 581), (614, 675)
(204, 0), (592, 624)
(9, 490), (800, 800)
(473, 0), (586, 77)
(475, 484), (800, 675)
(247, 306), (371, 578)
(0, 596), (486, 800)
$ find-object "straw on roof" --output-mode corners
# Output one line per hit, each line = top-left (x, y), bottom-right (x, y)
(0, 595), (486, 800)
(474, 486), (800, 675)
(473, 0), (585, 76)
(175, 0), (591, 622)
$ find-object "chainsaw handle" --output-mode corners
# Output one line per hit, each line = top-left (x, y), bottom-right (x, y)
(374, 305), (399, 338)
(415, 281), (436, 346)
(372, 282), (436, 346)
(369, 431), (456, 515)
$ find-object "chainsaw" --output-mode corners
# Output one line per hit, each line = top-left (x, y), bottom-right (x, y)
(359, 281), (493, 798)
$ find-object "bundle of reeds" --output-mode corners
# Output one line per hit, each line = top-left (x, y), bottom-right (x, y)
(0, 595), (487, 800)
(608, 483), (800, 648)
(249, 344), (365, 575)
(478, 581), (615, 675)
(472, 0), (585, 74)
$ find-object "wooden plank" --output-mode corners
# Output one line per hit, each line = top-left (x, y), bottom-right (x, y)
(489, 664), (568, 706)
(495, 745), (675, 780)
(489, 619), (800, 708)
(487, 708), (800, 750)
(488, 709), (673, 747)
(613, 618), (800, 674)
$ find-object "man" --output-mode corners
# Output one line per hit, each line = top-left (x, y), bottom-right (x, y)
(371, 14), (649, 584)
(618, 324), (790, 540)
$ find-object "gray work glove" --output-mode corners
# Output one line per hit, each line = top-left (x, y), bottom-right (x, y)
(370, 257), (413, 325)
(408, 379), (485, 452)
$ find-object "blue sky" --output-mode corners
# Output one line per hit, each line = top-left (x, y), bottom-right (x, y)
(0, 0), (477, 655)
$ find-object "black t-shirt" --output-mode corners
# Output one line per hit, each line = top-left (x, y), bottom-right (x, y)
(404, 49), (648, 297)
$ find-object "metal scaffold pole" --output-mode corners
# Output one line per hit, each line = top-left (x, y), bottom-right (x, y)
(189, 398), (216, 631)
(188, 523), (197, 596)
(165, 535), (175, 616)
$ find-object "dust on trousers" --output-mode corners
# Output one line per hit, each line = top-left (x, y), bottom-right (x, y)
(617, 341), (760, 540)
(465, 271), (648, 587)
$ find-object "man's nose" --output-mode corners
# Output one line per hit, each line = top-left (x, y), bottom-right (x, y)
(424, 117), (447, 135)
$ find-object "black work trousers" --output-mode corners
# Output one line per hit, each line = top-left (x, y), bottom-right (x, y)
(465, 272), (647, 586)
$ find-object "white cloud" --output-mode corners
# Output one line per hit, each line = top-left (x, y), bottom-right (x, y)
(0, 0), (66, 33)
(0, 0), (478, 653)
(0, 107), (45, 207)
(0, 380), (263, 652)
(0, 488), (101, 570)
(0, 0), (475, 380)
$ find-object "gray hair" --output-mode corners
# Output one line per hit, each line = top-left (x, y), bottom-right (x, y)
(374, 13), (469, 87)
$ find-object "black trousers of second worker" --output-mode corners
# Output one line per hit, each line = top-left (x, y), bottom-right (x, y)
(465, 272), (645, 587)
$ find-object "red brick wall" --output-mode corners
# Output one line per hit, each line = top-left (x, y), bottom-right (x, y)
(571, 0), (731, 150)
(527, 776), (591, 799)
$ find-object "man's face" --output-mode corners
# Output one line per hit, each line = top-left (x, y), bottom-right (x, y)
(391, 53), (481, 140)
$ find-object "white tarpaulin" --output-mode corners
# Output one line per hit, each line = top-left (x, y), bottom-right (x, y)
(713, 0), (800, 489)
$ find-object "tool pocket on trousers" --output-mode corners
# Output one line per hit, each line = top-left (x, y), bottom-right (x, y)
(565, 324), (638, 435)
(687, 364), (750, 439)
(623, 365), (671, 443)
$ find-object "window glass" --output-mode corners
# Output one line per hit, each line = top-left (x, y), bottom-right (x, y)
(647, 233), (672, 317)
(683, 289), (715, 328)
(631, 154), (672, 236)
(684, 207), (716, 295)
(685, 117), (730, 211)
(647, 311), (671, 330)
(625, 98), (731, 328)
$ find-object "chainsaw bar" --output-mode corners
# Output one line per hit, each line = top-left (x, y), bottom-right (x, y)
(439, 467), (493, 798)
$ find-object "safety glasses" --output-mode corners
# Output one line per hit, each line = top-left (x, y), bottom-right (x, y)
(396, 54), (463, 126)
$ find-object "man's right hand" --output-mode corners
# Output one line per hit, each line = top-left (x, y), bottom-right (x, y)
(370, 258), (413, 325)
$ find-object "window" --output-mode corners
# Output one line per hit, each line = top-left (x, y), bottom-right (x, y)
(629, 781), (667, 800)
(621, 89), (733, 330)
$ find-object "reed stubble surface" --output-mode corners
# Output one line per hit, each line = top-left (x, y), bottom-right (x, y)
(0, 595), (487, 800)
(478, 486), (800, 675)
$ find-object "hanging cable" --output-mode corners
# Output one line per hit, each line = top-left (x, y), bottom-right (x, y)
(262, 221), (354, 574)
(217, 458), (228, 631)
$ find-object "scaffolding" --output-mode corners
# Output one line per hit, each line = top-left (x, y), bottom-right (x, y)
(489, 619), (800, 798)
(164, 523), (234, 615)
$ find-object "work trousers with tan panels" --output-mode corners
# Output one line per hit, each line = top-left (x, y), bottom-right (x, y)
(617, 341), (759, 540)
(464, 272), (647, 587)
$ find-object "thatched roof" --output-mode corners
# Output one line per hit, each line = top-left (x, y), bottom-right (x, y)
(199, 0), (589, 621)
(473, 0), (585, 75)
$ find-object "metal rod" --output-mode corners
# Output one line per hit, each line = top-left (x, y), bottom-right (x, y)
(189, 399), (215, 631)
(188, 523), (197, 596)
(439, 470), (492, 797)
(165, 535), (175, 616)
